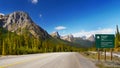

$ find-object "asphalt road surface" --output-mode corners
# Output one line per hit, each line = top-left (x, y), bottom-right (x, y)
(0, 52), (97, 68)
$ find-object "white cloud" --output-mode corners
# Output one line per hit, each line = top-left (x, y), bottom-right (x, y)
(39, 14), (42, 18)
(31, 0), (38, 4)
(72, 28), (114, 38)
(55, 26), (66, 31)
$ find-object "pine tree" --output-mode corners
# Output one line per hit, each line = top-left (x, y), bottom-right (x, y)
(2, 40), (5, 55)
(116, 25), (119, 34)
(115, 25), (120, 51)
(7, 31), (12, 54)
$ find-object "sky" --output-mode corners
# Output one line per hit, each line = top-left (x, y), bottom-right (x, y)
(0, 0), (120, 37)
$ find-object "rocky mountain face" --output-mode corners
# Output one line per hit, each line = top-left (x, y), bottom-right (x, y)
(87, 35), (95, 42)
(51, 31), (60, 38)
(61, 34), (74, 42)
(50, 31), (74, 42)
(0, 11), (50, 39)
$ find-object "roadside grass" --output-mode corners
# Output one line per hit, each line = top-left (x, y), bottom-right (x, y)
(81, 52), (120, 68)
(0, 66), (4, 68)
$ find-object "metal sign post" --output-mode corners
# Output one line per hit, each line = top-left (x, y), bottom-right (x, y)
(111, 48), (113, 61)
(104, 48), (106, 62)
(98, 48), (100, 61)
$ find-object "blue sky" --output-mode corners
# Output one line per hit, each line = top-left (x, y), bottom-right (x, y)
(0, 0), (120, 37)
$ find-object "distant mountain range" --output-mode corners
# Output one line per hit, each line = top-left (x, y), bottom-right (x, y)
(51, 31), (95, 47)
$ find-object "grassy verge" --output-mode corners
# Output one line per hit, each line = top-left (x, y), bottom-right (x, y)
(81, 52), (120, 68)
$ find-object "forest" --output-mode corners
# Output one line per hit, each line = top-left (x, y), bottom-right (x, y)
(0, 27), (85, 55)
(0, 25), (120, 55)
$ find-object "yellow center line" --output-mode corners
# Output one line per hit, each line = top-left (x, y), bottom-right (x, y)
(0, 55), (51, 68)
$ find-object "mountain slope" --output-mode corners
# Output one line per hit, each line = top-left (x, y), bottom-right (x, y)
(87, 35), (95, 42)
(61, 34), (74, 42)
(73, 37), (94, 47)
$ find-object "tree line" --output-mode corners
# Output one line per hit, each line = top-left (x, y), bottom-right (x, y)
(0, 27), (86, 55)
(1, 25), (120, 55)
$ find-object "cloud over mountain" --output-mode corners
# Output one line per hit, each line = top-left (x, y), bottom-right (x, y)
(72, 28), (114, 37)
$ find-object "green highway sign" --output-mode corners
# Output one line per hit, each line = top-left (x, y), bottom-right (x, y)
(95, 34), (115, 48)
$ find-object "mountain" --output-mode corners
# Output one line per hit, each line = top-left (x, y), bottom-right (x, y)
(73, 37), (94, 47)
(61, 34), (74, 42)
(0, 11), (91, 55)
(87, 35), (95, 42)
(51, 31), (60, 38)
(73, 35), (95, 47)
(0, 11), (50, 40)
(50, 32), (74, 41)
(60, 34), (94, 47)
(51, 32), (94, 47)
(0, 13), (4, 19)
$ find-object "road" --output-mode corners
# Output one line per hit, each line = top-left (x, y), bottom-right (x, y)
(0, 52), (97, 68)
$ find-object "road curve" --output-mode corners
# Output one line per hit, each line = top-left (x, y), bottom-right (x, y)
(0, 52), (97, 68)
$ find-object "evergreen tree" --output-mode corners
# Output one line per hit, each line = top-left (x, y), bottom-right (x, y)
(115, 25), (120, 51)
(2, 40), (5, 55)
